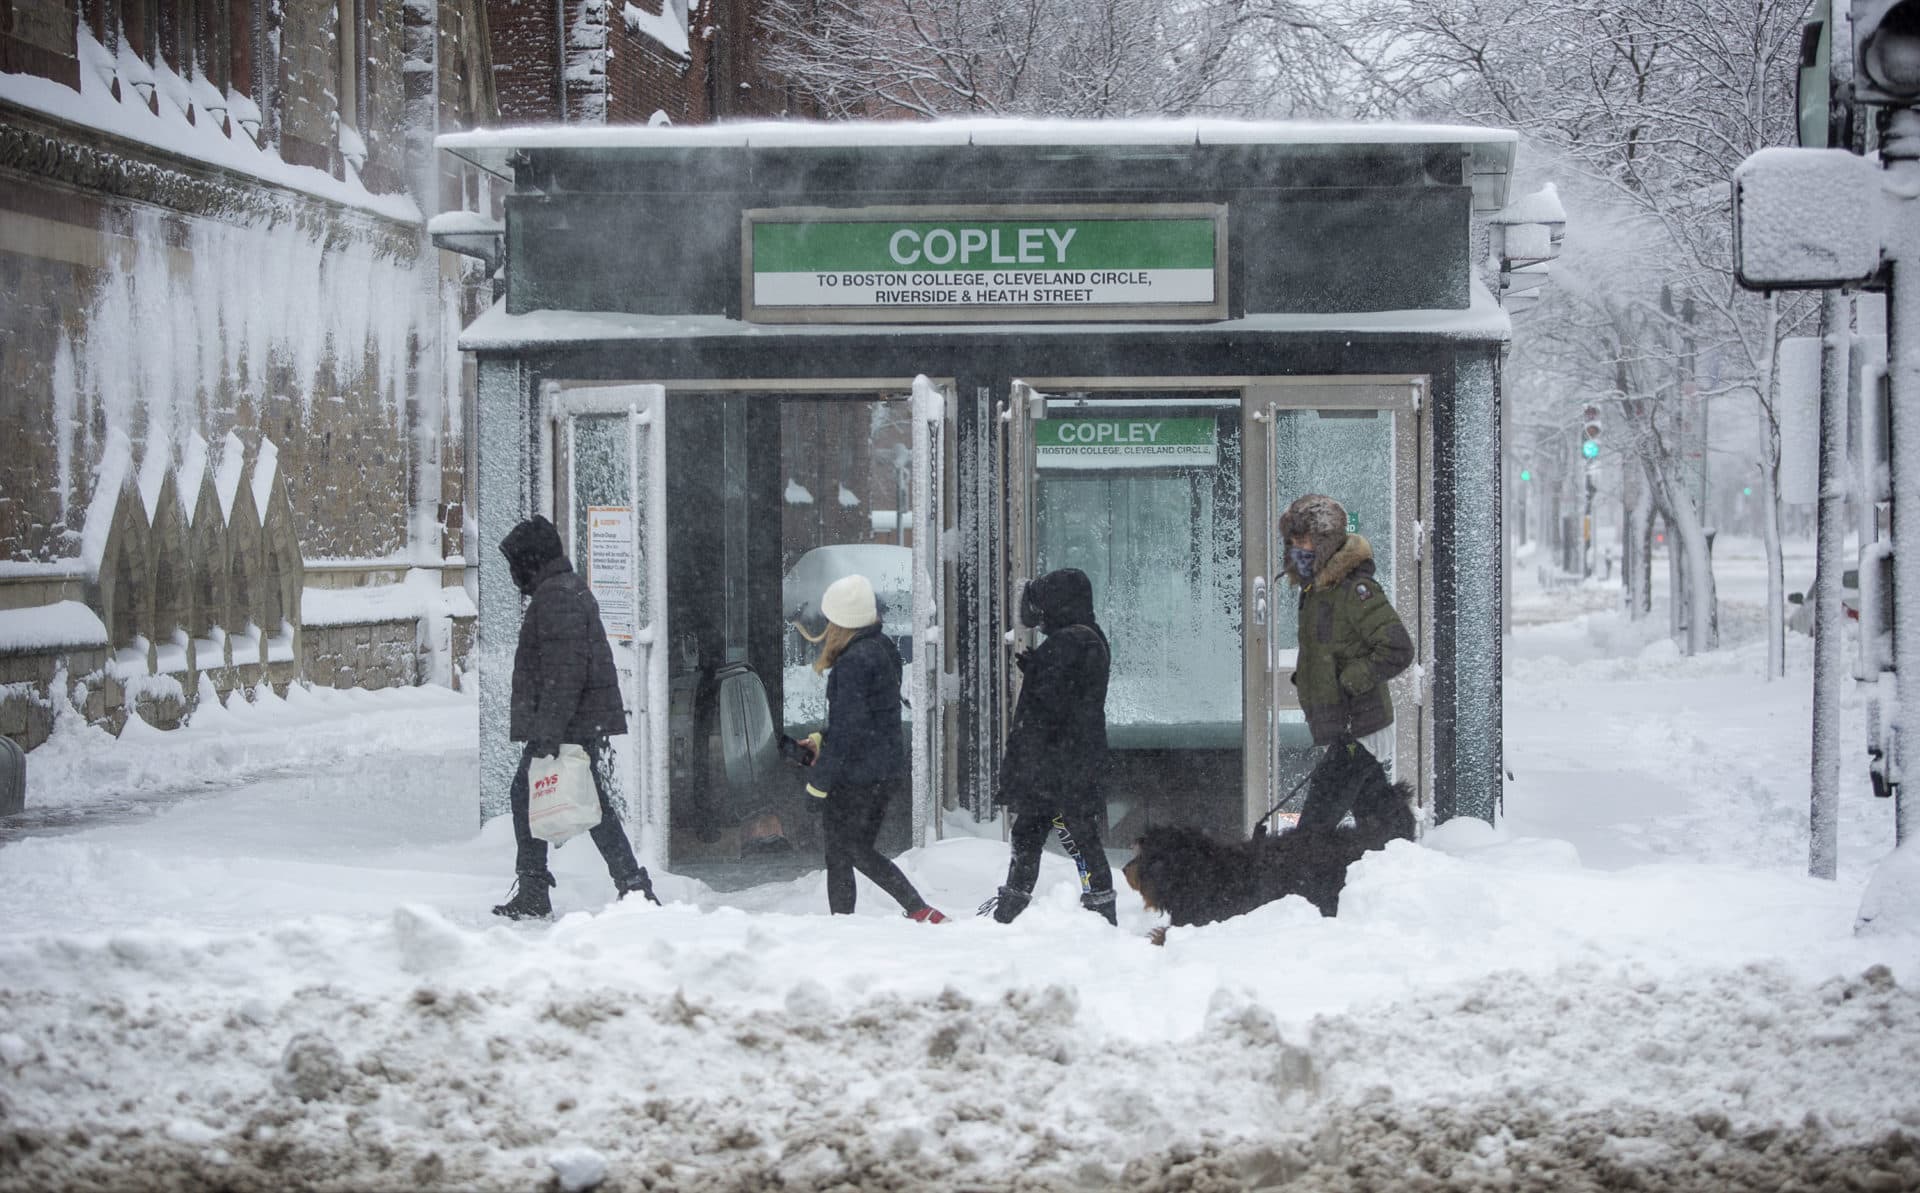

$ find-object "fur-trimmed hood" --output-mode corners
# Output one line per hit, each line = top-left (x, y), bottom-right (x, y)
(1282, 528), (1375, 590)
(1279, 493), (1357, 588)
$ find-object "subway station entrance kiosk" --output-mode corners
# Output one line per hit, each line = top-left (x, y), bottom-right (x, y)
(440, 120), (1516, 883)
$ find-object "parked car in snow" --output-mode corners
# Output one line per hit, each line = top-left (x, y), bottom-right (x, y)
(1786, 569), (1860, 636)
(781, 544), (915, 727)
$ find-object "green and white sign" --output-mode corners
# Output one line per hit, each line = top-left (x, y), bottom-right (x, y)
(743, 204), (1228, 323)
(1036, 417), (1218, 470)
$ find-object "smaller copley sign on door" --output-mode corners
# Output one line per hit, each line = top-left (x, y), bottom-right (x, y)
(1035, 417), (1218, 470)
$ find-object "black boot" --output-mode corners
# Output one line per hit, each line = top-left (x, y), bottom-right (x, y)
(616, 867), (661, 906)
(988, 886), (1031, 924)
(492, 870), (555, 920)
(1081, 888), (1118, 925)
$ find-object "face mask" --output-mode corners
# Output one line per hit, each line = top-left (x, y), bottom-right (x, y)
(1289, 546), (1316, 580)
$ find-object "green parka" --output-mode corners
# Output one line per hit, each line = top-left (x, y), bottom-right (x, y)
(1284, 533), (1414, 745)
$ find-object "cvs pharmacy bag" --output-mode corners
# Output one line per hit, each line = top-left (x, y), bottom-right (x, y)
(527, 745), (602, 845)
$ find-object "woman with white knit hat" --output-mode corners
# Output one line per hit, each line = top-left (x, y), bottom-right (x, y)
(799, 573), (947, 922)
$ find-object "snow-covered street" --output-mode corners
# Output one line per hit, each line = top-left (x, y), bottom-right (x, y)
(0, 540), (1915, 1191)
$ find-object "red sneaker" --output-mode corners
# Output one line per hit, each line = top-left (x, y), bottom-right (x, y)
(907, 906), (949, 924)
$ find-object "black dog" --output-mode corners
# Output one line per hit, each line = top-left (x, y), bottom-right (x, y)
(1123, 748), (1414, 942)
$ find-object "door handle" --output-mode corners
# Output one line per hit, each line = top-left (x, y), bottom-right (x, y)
(1252, 575), (1268, 626)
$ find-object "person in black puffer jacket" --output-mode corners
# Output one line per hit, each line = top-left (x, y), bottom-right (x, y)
(987, 567), (1117, 925)
(492, 515), (658, 920)
(801, 573), (947, 923)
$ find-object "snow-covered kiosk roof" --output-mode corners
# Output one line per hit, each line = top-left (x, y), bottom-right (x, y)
(441, 117), (1518, 212)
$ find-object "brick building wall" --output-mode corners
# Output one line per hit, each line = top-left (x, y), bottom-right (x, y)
(493, 0), (812, 127)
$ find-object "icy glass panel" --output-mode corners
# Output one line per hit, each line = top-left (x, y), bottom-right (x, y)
(1034, 406), (1242, 742)
(570, 415), (632, 567)
(1269, 410), (1395, 650)
(779, 397), (916, 732)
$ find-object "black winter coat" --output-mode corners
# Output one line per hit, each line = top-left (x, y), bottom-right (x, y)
(502, 520), (627, 745)
(809, 625), (908, 794)
(997, 576), (1111, 817)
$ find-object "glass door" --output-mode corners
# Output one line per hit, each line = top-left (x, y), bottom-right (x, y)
(549, 385), (668, 867)
(1243, 382), (1425, 832)
(1001, 384), (1245, 837)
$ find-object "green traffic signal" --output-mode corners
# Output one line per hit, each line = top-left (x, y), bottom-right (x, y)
(1520, 469), (1532, 481)
(1581, 440), (1600, 460)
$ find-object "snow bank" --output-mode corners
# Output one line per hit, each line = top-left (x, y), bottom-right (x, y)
(15, 680), (475, 809)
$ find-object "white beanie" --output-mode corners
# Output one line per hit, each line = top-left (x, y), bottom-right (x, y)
(820, 574), (878, 629)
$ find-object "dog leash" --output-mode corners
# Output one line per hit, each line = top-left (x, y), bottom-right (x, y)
(1254, 757), (1320, 833)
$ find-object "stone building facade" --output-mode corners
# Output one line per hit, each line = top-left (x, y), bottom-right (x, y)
(0, 0), (501, 751)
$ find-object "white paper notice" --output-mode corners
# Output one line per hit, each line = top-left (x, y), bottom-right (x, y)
(587, 505), (636, 641)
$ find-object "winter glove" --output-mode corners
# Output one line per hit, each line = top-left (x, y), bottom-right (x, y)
(529, 738), (561, 760)
(1014, 647), (1038, 675)
(1338, 658), (1376, 695)
(805, 783), (828, 800)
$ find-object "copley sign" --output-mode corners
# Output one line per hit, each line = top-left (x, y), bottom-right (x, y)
(744, 204), (1227, 323)
(1035, 417), (1218, 470)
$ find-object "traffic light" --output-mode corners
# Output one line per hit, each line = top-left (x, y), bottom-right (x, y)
(1853, 0), (1920, 107)
(1519, 469), (1532, 482)
(1580, 404), (1602, 460)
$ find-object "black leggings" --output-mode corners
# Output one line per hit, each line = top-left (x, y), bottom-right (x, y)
(1004, 808), (1113, 897)
(822, 781), (928, 915)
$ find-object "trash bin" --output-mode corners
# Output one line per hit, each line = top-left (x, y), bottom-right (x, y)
(0, 733), (22, 816)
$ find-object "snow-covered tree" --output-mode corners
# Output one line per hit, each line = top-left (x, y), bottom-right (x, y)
(1360, 0), (1820, 659)
(755, 0), (1359, 118)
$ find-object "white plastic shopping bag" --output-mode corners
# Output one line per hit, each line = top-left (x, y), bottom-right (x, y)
(527, 745), (602, 845)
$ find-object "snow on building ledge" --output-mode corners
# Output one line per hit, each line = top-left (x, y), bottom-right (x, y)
(1, 34), (422, 226)
(0, 602), (110, 655)
(301, 571), (479, 628)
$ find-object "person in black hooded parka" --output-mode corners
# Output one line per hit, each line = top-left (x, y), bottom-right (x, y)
(493, 515), (659, 920)
(988, 567), (1117, 924)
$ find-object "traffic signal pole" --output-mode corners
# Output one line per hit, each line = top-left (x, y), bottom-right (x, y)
(1881, 107), (1919, 844)
(1811, 286), (1852, 877)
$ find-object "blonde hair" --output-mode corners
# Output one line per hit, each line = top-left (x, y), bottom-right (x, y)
(812, 621), (860, 673)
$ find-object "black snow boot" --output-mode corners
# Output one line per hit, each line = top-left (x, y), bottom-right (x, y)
(492, 870), (555, 920)
(1081, 888), (1118, 926)
(616, 868), (662, 906)
(986, 886), (1032, 924)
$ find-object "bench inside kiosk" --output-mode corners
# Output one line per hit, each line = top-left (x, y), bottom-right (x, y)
(443, 119), (1519, 886)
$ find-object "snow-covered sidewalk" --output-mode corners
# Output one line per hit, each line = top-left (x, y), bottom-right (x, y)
(1, 573), (1916, 1191)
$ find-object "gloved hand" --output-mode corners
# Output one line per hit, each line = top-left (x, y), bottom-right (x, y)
(778, 734), (820, 767)
(806, 783), (828, 800)
(1015, 648), (1037, 675)
(529, 738), (560, 760)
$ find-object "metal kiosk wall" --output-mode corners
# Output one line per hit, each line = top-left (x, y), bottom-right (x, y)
(441, 119), (1518, 881)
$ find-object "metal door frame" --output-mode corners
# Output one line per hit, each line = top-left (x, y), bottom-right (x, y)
(1242, 377), (1429, 834)
(544, 376), (958, 856)
(540, 383), (670, 866)
(998, 374), (1430, 836)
